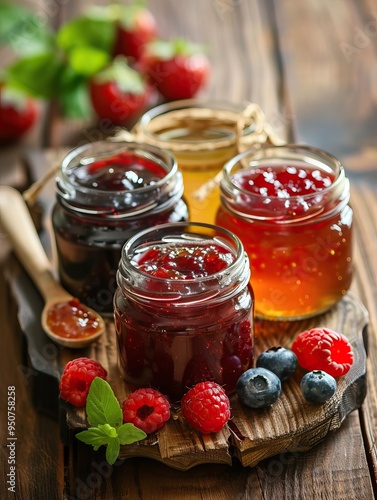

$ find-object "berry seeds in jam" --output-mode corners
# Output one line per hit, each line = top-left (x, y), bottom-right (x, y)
(234, 165), (333, 196)
(217, 160), (353, 320)
(114, 238), (254, 401)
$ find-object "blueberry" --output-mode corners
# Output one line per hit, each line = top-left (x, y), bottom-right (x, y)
(236, 367), (282, 409)
(300, 370), (337, 404)
(256, 346), (298, 381)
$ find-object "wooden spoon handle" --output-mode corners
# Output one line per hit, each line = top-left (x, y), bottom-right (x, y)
(0, 186), (67, 301)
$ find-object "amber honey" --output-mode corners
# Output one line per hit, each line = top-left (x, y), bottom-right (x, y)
(216, 145), (353, 320)
(133, 100), (256, 224)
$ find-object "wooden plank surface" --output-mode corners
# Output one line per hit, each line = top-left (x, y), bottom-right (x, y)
(273, 0), (377, 169)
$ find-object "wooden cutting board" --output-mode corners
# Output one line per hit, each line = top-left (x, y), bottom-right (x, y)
(58, 292), (368, 471)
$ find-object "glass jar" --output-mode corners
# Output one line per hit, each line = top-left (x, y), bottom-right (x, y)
(114, 222), (254, 401)
(132, 99), (260, 225)
(52, 141), (188, 315)
(216, 144), (353, 320)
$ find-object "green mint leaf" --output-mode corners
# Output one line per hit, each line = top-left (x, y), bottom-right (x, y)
(105, 436), (120, 465)
(86, 378), (123, 428)
(76, 427), (113, 451)
(117, 423), (147, 445)
(97, 423), (118, 439)
(57, 16), (115, 53)
(6, 52), (64, 98)
(67, 46), (110, 77)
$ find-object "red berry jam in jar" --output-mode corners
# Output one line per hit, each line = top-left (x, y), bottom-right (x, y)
(216, 145), (353, 320)
(52, 141), (188, 314)
(114, 222), (254, 401)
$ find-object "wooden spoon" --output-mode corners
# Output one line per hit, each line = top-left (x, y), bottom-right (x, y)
(0, 186), (105, 348)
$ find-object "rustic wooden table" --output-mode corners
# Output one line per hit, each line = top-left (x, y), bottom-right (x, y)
(1, 1), (377, 499)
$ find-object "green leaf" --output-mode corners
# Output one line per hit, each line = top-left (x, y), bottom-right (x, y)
(57, 16), (115, 53)
(0, 2), (54, 56)
(58, 80), (92, 119)
(105, 437), (121, 465)
(86, 378), (123, 428)
(6, 52), (64, 98)
(67, 46), (110, 76)
(76, 427), (113, 451)
(98, 423), (118, 439)
(117, 423), (147, 445)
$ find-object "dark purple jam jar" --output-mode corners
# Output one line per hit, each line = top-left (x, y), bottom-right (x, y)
(52, 141), (188, 314)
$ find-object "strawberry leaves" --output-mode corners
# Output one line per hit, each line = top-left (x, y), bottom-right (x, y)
(76, 378), (146, 465)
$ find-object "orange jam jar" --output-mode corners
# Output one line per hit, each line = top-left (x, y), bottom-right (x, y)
(132, 99), (258, 225)
(216, 145), (353, 320)
(114, 222), (254, 401)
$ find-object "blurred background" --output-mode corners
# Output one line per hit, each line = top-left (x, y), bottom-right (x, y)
(0, 0), (376, 169)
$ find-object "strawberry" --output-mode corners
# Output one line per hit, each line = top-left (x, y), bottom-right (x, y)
(89, 58), (150, 126)
(140, 37), (210, 101)
(0, 84), (38, 142)
(112, 3), (158, 62)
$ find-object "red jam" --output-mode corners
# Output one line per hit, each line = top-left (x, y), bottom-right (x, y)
(52, 143), (188, 315)
(69, 152), (167, 194)
(234, 165), (333, 196)
(114, 224), (254, 401)
(135, 243), (234, 279)
(217, 147), (353, 320)
(46, 298), (101, 339)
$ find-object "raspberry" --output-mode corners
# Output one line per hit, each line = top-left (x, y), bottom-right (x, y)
(291, 327), (354, 377)
(181, 381), (231, 434)
(122, 388), (170, 434)
(59, 357), (107, 407)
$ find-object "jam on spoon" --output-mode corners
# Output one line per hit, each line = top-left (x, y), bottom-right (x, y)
(0, 186), (105, 348)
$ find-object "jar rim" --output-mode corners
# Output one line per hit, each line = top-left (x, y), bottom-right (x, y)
(59, 140), (178, 197)
(222, 144), (344, 202)
(117, 221), (250, 307)
(122, 221), (244, 282)
(134, 99), (257, 151)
